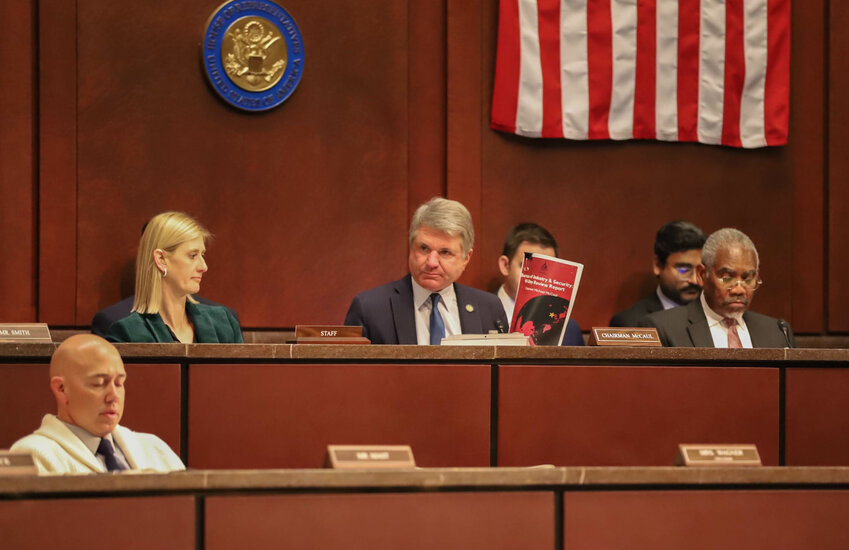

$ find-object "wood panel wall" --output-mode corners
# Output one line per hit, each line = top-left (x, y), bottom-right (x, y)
(0, 0), (36, 321)
(829, 2), (849, 332)
(0, 0), (844, 334)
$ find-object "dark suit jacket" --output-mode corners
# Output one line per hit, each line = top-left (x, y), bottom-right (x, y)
(344, 275), (509, 344)
(105, 302), (243, 343)
(560, 318), (585, 346)
(637, 299), (795, 348)
(609, 292), (663, 327)
(91, 295), (237, 337)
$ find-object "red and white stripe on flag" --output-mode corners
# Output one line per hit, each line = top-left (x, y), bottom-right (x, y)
(491, 0), (790, 148)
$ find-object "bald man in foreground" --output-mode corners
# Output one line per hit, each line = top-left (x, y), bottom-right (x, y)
(11, 334), (184, 475)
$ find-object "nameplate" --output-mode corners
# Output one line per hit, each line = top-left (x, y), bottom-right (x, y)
(325, 445), (416, 469)
(0, 323), (52, 343)
(588, 327), (661, 347)
(0, 451), (38, 475)
(441, 333), (531, 346)
(675, 444), (762, 467)
(295, 325), (369, 344)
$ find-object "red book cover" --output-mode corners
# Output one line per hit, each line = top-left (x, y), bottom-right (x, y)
(510, 253), (583, 346)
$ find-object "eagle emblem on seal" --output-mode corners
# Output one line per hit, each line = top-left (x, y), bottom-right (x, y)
(223, 18), (288, 92)
(202, 0), (305, 111)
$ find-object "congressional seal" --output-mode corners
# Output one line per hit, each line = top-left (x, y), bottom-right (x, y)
(202, 0), (304, 111)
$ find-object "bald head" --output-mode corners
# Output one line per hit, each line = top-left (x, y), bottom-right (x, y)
(50, 334), (122, 378)
(50, 335), (126, 437)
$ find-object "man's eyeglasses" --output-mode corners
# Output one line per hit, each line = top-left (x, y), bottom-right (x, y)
(673, 266), (695, 277)
(714, 274), (763, 290)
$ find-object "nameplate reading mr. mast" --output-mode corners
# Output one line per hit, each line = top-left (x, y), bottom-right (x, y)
(325, 445), (415, 469)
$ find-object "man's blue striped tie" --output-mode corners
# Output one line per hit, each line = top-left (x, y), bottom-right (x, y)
(429, 293), (445, 345)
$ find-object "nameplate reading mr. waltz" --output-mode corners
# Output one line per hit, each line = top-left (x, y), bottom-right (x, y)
(325, 445), (415, 469)
(0, 323), (52, 343)
(0, 451), (37, 476)
(676, 444), (762, 467)
(588, 327), (661, 347)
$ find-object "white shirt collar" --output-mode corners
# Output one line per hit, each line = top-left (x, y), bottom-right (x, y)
(699, 291), (750, 331)
(59, 418), (122, 457)
(410, 276), (461, 344)
(656, 286), (682, 310)
(700, 292), (726, 325)
(700, 292), (752, 347)
(411, 277), (456, 310)
(497, 285), (514, 320)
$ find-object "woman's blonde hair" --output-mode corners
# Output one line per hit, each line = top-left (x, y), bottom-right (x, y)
(132, 212), (212, 314)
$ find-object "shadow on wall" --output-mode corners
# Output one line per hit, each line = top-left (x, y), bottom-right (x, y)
(612, 272), (657, 317)
(95, 257), (135, 307)
(120, 259), (135, 298)
(486, 276), (502, 295)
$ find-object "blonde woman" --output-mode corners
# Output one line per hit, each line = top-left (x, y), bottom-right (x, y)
(106, 212), (242, 343)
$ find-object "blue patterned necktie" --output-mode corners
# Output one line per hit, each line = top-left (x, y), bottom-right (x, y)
(429, 293), (445, 345)
(97, 437), (128, 472)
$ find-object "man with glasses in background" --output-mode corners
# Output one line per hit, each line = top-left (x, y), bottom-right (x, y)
(638, 228), (795, 348)
(610, 221), (706, 327)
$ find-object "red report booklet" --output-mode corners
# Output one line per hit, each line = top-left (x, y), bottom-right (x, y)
(510, 252), (583, 346)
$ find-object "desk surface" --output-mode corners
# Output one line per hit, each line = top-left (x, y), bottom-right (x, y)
(2, 342), (848, 364)
(4, 466), (849, 498)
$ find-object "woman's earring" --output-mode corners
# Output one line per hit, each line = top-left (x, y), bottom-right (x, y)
(163, 268), (167, 278)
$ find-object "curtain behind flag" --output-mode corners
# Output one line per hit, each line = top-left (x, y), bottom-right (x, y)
(491, 0), (790, 148)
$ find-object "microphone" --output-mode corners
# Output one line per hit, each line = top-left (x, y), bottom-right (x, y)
(496, 319), (508, 334)
(777, 319), (793, 348)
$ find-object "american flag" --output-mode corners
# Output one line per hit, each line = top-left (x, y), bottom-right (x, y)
(491, 0), (790, 148)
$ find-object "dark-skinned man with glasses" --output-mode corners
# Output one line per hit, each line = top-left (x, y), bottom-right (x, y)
(610, 221), (707, 327)
(638, 228), (795, 348)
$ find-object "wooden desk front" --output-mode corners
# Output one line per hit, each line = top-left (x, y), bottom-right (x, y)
(2, 468), (849, 550)
(187, 363), (491, 468)
(2, 344), (848, 468)
(497, 364), (779, 466)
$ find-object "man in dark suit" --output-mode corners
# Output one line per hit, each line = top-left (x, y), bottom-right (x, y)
(610, 220), (706, 327)
(496, 223), (584, 346)
(638, 228), (795, 348)
(344, 197), (508, 344)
